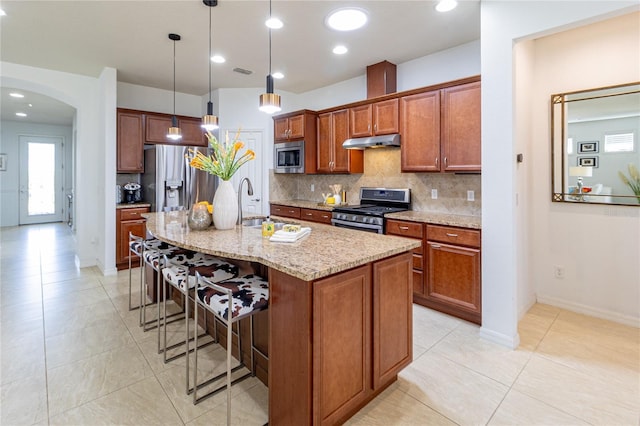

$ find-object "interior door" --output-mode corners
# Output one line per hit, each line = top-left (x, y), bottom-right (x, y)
(227, 130), (263, 215)
(18, 135), (64, 224)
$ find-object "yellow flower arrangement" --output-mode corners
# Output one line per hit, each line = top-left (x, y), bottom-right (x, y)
(187, 129), (255, 181)
(618, 163), (640, 203)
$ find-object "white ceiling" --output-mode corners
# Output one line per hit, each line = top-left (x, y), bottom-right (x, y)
(0, 0), (480, 125)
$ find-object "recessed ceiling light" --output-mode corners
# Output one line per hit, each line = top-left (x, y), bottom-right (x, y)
(0, 9), (6, 16)
(326, 8), (368, 31)
(28, 103), (33, 107)
(435, 0), (458, 12)
(265, 17), (283, 29)
(211, 55), (225, 63)
(10, 92), (24, 98)
(16, 112), (27, 117)
(272, 72), (284, 79)
(333, 45), (348, 55)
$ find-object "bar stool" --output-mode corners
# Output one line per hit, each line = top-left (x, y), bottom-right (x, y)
(161, 254), (240, 393)
(192, 272), (269, 424)
(127, 232), (146, 312)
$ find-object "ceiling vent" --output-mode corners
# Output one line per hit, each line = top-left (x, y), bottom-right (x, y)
(233, 67), (253, 75)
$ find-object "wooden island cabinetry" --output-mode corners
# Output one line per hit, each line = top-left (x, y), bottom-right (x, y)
(400, 79), (481, 173)
(269, 252), (412, 425)
(386, 219), (425, 295)
(115, 205), (149, 270)
(317, 109), (363, 174)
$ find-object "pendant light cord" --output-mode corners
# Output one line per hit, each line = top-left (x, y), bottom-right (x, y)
(268, 0), (272, 76)
(173, 38), (176, 115)
(208, 5), (212, 103)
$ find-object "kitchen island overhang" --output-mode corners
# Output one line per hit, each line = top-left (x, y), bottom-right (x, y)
(143, 212), (419, 424)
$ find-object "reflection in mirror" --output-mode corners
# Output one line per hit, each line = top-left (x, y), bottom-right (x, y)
(551, 82), (640, 206)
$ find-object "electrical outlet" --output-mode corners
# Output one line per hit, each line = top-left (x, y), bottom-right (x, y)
(311, 184), (314, 192)
(431, 189), (438, 199)
(554, 265), (565, 279)
(467, 190), (475, 201)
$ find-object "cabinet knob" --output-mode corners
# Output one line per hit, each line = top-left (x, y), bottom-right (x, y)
(445, 233), (458, 238)
(305, 212), (312, 216)
(399, 226), (409, 230)
(444, 157), (448, 167)
(435, 157), (439, 167)
(432, 244), (441, 249)
(374, 123), (377, 132)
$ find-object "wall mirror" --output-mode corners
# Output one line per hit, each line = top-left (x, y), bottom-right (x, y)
(551, 82), (640, 206)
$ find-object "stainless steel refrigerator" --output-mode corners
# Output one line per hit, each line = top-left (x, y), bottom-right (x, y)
(141, 144), (218, 212)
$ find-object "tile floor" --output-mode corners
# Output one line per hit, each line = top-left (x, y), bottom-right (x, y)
(1, 223), (639, 425)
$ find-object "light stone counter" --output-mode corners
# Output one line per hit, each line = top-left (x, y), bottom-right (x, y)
(116, 202), (151, 209)
(384, 211), (481, 229)
(143, 211), (420, 281)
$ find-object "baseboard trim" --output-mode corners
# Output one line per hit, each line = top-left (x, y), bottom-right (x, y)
(536, 295), (640, 328)
(479, 327), (520, 349)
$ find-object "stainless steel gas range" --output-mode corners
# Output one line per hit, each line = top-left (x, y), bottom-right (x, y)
(331, 188), (410, 233)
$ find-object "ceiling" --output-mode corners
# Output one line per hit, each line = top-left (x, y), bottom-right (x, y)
(0, 0), (480, 125)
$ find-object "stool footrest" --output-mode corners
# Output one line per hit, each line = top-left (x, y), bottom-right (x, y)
(191, 366), (253, 403)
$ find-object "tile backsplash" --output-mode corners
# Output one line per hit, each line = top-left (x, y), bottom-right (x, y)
(270, 149), (481, 216)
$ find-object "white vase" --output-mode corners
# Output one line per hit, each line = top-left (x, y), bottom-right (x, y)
(212, 180), (238, 230)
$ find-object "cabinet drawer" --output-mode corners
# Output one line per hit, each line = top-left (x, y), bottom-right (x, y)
(120, 207), (149, 220)
(300, 208), (332, 224)
(412, 253), (423, 271)
(386, 220), (423, 239)
(427, 225), (480, 248)
(270, 204), (301, 219)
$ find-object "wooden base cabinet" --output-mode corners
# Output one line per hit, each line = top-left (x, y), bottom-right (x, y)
(115, 206), (149, 270)
(423, 225), (481, 324)
(269, 252), (413, 425)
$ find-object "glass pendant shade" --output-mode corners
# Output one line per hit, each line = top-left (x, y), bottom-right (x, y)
(259, 74), (281, 114)
(167, 115), (182, 140)
(201, 102), (219, 130)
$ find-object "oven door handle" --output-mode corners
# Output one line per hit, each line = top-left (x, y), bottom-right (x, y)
(331, 218), (383, 233)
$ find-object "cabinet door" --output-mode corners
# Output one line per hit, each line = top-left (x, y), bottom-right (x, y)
(441, 82), (481, 172)
(145, 114), (172, 143)
(117, 111), (144, 173)
(331, 109), (357, 173)
(313, 265), (371, 426)
(274, 117), (290, 141)
(400, 91), (441, 172)
(118, 219), (146, 265)
(316, 113), (332, 173)
(270, 204), (301, 219)
(426, 241), (481, 317)
(372, 98), (399, 135)
(372, 253), (412, 389)
(287, 114), (305, 139)
(178, 117), (207, 147)
(349, 104), (373, 138)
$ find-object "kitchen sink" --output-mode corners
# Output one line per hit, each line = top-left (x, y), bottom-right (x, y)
(242, 218), (264, 228)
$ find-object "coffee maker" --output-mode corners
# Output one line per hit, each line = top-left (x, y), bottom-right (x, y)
(123, 182), (143, 203)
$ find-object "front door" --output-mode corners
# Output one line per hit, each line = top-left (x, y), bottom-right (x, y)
(227, 130), (263, 216)
(18, 135), (64, 224)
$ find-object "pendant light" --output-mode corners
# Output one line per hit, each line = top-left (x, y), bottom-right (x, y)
(258, 0), (282, 114)
(202, 0), (219, 130)
(167, 33), (182, 141)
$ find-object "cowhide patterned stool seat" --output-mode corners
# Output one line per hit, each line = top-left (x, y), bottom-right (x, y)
(192, 271), (269, 425)
(159, 253), (239, 387)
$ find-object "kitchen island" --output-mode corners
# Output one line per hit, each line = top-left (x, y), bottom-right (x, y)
(144, 212), (420, 425)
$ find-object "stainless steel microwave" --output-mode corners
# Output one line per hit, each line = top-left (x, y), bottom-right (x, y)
(274, 140), (304, 173)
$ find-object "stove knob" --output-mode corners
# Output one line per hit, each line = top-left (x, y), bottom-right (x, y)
(352, 215), (357, 222)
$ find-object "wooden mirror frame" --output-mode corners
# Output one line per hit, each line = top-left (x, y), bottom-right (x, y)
(551, 82), (640, 206)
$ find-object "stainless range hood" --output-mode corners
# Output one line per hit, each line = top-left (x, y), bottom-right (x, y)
(342, 133), (400, 150)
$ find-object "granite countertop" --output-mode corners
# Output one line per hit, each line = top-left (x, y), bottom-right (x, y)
(386, 211), (482, 229)
(270, 199), (348, 211)
(117, 202), (151, 209)
(143, 211), (420, 282)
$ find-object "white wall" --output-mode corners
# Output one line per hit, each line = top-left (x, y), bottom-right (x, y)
(1, 62), (114, 272)
(0, 121), (73, 226)
(530, 11), (640, 325)
(117, 82), (202, 117)
(481, 1), (639, 348)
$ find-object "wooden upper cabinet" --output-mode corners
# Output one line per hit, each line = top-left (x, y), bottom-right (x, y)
(349, 99), (399, 138)
(441, 81), (481, 172)
(117, 110), (144, 173)
(145, 113), (206, 146)
(274, 113), (305, 141)
(317, 109), (362, 174)
(400, 91), (441, 172)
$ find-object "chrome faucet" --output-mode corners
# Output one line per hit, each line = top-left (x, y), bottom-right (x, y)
(237, 177), (254, 225)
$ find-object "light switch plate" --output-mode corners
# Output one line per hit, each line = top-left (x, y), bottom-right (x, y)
(467, 190), (475, 201)
(431, 189), (438, 199)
